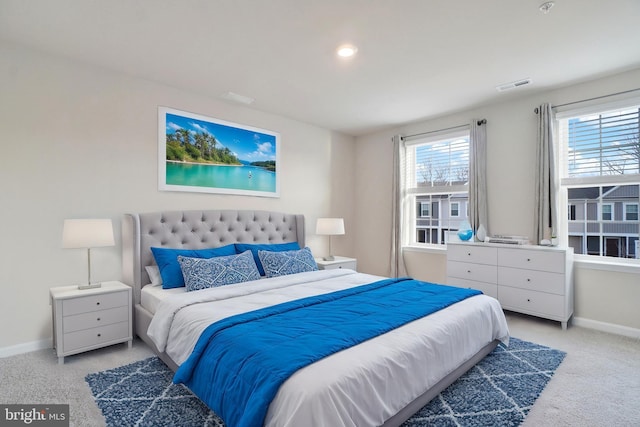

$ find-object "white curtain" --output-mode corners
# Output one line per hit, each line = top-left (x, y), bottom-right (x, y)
(390, 135), (408, 278)
(469, 119), (488, 238)
(534, 103), (558, 244)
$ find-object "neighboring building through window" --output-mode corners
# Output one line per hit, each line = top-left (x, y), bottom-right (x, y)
(558, 100), (640, 259)
(404, 128), (470, 245)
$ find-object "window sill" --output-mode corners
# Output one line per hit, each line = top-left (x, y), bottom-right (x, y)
(403, 245), (447, 255)
(573, 255), (640, 274)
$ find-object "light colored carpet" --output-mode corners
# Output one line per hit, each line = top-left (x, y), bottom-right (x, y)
(1, 312), (639, 427)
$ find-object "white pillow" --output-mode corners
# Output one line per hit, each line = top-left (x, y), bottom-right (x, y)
(145, 265), (162, 286)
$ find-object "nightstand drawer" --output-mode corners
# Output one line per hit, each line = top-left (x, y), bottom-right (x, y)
(321, 260), (357, 270)
(62, 291), (128, 316)
(498, 267), (565, 295)
(63, 321), (130, 353)
(63, 305), (129, 333)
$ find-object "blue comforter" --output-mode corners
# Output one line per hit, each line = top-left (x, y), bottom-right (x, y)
(174, 277), (481, 427)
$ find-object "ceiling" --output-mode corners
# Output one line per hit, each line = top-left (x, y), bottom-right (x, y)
(1, 0), (639, 136)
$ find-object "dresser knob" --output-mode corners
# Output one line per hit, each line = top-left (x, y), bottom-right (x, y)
(467, 253), (471, 256)
(527, 258), (531, 262)
(467, 270), (471, 273)
(527, 299), (531, 302)
(527, 278), (531, 282)
(96, 302), (100, 306)
(97, 333), (101, 337)
(97, 318), (101, 321)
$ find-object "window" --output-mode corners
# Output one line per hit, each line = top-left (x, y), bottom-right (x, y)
(625, 203), (638, 221)
(405, 128), (470, 246)
(450, 202), (460, 217)
(420, 201), (430, 217)
(558, 100), (640, 258)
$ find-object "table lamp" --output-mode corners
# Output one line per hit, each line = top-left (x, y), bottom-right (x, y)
(62, 218), (115, 289)
(316, 218), (345, 261)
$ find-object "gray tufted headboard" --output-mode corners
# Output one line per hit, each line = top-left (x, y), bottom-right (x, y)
(122, 210), (305, 305)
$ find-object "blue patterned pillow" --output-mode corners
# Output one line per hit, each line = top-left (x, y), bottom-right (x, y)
(177, 250), (261, 292)
(258, 247), (318, 278)
(235, 242), (300, 276)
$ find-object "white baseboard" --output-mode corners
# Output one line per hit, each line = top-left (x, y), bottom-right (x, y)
(0, 338), (52, 358)
(573, 317), (640, 339)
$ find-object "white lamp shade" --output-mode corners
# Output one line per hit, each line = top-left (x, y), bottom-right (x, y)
(62, 219), (115, 248)
(316, 218), (345, 236)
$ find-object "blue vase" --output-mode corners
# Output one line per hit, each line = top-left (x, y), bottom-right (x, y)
(457, 229), (473, 241)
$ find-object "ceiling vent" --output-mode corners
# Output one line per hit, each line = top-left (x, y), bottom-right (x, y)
(496, 78), (532, 92)
(220, 91), (255, 105)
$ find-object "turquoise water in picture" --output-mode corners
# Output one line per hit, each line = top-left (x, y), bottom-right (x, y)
(166, 162), (276, 193)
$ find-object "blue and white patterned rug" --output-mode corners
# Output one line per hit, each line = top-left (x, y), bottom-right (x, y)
(85, 338), (565, 427)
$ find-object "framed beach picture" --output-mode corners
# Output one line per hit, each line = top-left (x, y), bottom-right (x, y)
(158, 107), (280, 197)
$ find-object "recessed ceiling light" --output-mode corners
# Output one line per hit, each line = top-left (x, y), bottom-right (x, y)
(336, 44), (358, 58)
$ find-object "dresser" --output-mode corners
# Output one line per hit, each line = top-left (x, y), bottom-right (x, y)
(446, 242), (574, 329)
(50, 281), (132, 364)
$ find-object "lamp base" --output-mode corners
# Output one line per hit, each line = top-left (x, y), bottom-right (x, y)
(78, 283), (102, 290)
(322, 255), (336, 261)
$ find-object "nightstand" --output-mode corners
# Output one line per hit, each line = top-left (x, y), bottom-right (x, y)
(50, 281), (132, 364)
(315, 256), (357, 271)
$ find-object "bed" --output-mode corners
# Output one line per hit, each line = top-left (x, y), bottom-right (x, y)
(121, 209), (509, 427)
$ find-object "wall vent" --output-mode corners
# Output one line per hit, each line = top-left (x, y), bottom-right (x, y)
(496, 78), (532, 92)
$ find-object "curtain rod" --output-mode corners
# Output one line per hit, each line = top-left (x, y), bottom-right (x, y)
(401, 119), (486, 141)
(534, 87), (640, 113)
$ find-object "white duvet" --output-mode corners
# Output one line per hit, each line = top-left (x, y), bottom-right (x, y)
(147, 269), (509, 427)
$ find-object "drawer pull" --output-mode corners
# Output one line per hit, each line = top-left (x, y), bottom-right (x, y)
(527, 298), (531, 302)
(97, 318), (101, 321)
(96, 302), (100, 306)
(467, 253), (471, 256)
(527, 278), (531, 282)
(97, 333), (101, 337)
(527, 258), (531, 262)
(467, 270), (471, 273)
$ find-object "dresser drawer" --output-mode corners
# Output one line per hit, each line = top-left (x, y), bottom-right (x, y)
(62, 291), (128, 316)
(498, 267), (565, 295)
(447, 244), (497, 265)
(498, 248), (565, 273)
(499, 286), (565, 319)
(446, 277), (498, 299)
(63, 321), (130, 353)
(63, 305), (129, 333)
(447, 260), (497, 283)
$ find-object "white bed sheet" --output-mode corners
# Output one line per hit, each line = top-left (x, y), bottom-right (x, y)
(147, 269), (509, 427)
(140, 283), (185, 315)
